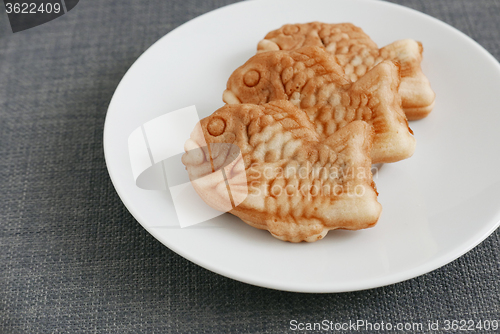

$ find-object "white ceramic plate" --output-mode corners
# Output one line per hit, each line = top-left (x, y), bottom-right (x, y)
(104, 0), (500, 292)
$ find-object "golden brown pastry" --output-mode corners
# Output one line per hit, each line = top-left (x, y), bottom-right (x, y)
(223, 46), (415, 163)
(257, 22), (435, 120)
(182, 101), (382, 242)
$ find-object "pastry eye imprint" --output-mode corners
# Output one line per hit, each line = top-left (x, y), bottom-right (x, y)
(243, 70), (260, 87)
(207, 117), (226, 136)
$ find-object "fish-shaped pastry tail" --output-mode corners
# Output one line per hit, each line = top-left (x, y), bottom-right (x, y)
(380, 39), (435, 120)
(182, 101), (382, 242)
(346, 60), (416, 163)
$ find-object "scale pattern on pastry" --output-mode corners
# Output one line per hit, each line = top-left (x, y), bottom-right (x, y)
(257, 22), (435, 120)
(223, 46), (415, 163)
(182, 101), (382, 242)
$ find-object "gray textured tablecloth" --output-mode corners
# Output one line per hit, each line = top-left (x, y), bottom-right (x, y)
(1, 0), (499, 333)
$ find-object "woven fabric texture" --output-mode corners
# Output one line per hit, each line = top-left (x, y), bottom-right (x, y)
(0, 0), (499, 333)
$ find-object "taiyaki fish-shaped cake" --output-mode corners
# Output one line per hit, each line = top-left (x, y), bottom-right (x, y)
(257, 22), (435, 120)
(223, 46), (415, 164)
(182, 101), (382, 242)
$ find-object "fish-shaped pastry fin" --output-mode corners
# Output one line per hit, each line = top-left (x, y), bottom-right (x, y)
(224, 46), (415, 163)
(182, 101), (382, 242)
(257, 22), (435, 120)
